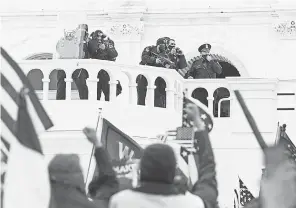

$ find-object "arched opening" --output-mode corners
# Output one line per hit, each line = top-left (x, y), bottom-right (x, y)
(213, 87), (230, 117)
(25, 53), (53, 60)
(97, 69), (110, 101)
(186, 54), (241, 78)
(154, 77), (166, 108)
(191, 88), (208, 107)
(72, 68), (88, 100)
(27, 69), (43, 91)
(136, 74), (148, 106)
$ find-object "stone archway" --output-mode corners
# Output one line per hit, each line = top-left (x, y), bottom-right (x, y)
(25, 52), (53, 60)
(184, 44), (249, 77)
(186, 54), (240, 78)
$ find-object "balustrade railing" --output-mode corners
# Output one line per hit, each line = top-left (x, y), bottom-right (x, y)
(19, 59), (185, 112)
(19, 59), (295, 118)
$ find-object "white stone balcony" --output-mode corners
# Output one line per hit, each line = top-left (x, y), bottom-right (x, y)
(18, 59), (296, 207)
(19, 59), (296, 142)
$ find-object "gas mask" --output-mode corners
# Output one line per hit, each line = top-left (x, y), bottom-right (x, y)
(168, 41), (176, 50)
(157, 44), (166, 53)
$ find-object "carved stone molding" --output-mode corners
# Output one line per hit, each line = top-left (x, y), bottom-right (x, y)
(106, 22), (144, 40)
(274, 20), (296, 39)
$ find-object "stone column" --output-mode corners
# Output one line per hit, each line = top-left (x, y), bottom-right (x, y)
(65, 78), (72, 100)
(42, 78), (50, 101)
(129, 82), (138, 105)
(109, 80), (118, 102)
(147, 86), (156, 107)
(86, 70), (98, 101)
(166, 88), (175, 110)
(207, 96), (214, 115)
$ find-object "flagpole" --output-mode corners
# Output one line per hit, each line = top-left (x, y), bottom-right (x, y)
(84, 108), (102, 186)
(274, 122), (280, 146)
(234, 91), (268, 150)
(187, 152), (193, 189)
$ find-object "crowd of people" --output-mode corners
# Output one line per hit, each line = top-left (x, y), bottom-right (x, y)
(48, 102), (296, 208)
(55, 24), (224, 109)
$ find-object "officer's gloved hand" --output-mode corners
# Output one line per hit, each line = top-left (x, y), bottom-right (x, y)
(99, 44), (106, 50)
(156, 58), (162, 64)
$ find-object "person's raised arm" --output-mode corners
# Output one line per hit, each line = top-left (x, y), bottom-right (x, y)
(184, 104), (218, 208)
(83, 127), (118, 199)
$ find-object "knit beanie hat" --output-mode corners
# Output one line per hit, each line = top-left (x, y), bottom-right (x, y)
(140, 143), (177, 184)
(48, 154), (85, 192)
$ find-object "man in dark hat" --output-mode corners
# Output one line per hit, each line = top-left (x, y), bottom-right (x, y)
(88, 30), (122, 101)
(186, 43), (222, 79)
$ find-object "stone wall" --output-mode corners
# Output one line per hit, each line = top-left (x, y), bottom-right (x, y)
(1, 2), (296, 79)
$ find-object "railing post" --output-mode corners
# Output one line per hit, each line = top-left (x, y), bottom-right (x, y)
(174, 91), (179, 111)
(147, 85), (156, 107)
(86, 78), (98, 101)
(65, 78), (72, 100)
(179, 93), (184, 111)
(109, 80), (118, 102)
(42, 78), (50, 101)
(166, 87), (175, 109)
(207, 96), (214, 115)
(129, 82), (138, 105)
(87, 69), (99, 101)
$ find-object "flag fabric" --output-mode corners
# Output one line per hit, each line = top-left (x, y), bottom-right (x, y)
(87, 118), (143, 191)
(180, 146), (190, 164)
(1, 48), (54, 208)
(239, 178), (254, 207)
(182, 95), (214, 133)
(179, 145), (198, 186)
(234, 189), (240, 208)
(87, 118), (195, 191)
(277, 125), (296, 163)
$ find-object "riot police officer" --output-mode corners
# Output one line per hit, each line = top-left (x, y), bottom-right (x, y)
(138, 37), (172, 107)
(166, 39), (187, 72)
(138, 37), (187, 107)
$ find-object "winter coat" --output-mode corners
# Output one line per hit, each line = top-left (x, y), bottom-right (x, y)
(109, 182), (205, 208)
(49, 147), (118, 208)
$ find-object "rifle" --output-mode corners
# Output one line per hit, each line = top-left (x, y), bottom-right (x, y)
(151, 51), (176, 68)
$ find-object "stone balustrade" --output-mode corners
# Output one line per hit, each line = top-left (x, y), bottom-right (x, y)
(18, 59), (184, 111)
(18, 60), (295, 124)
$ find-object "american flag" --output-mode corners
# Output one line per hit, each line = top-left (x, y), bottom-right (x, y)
(182, 96), (214, 133)
(239, 178), (254, 206)
(180, 146), (190, 164)
(1, 48), (54, 208)
(277, 125), (296, 163)
(234, 189), (239, 208)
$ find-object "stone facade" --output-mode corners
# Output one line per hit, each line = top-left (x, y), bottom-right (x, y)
(1, 2), (296, 78)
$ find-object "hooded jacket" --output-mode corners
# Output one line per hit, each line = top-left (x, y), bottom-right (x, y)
(109, 143), (205, 208)
(49, 147), (118, 208)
